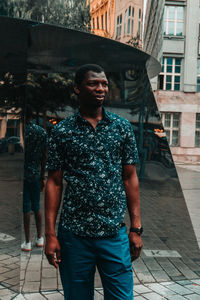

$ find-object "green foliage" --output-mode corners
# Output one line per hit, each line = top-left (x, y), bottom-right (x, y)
(0, 0), (91, 120)
(127, 33), (142, 50)
(3, 0), (91, 31)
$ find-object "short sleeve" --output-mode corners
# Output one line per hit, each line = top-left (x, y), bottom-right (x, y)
(122, 122), (139, 165)
(46, 126), (64, 170)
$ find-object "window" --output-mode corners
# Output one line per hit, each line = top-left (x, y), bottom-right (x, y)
(92, 18), (95, 29)
(101, 14), (104, 30)
(161, 113), (180, 146)
(159, 57), (181, 90)
(127, 6), (131, 34)
(6, 119), (20, 138)
(116, 14), (122, 38)
(164, 6), (184, 36)
(131, 7), (134, 36)
(195, 114), (200, 147)
(124, 9), (127, 35)
(97, 16), (99, 29)
(105, 11), (107, 31)
(138, 9), (141, 37)
(197, 59), (200, 92)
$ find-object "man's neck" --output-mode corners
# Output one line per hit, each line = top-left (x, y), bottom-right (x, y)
(79, 106), (103, 121)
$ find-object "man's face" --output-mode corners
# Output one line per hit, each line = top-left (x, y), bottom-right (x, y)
(75, 71), (109, 108)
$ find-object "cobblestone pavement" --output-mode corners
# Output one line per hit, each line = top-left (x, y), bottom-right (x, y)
(1, 156), (200, 299)
(0, 154), (23, 295)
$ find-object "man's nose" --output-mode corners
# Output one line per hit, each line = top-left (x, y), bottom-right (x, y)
(96, 83), (104, 91)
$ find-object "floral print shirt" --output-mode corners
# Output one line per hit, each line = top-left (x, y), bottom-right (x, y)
(47, 108), (139, 238)
(24, 122), (47, 180)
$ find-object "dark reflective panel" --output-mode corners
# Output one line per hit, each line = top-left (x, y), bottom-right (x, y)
(0, 73), (25, 295)
(1, 16), (200, 297)
(0, 16), (27, 296)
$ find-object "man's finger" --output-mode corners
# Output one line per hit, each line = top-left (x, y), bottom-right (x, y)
(56, 249), (61, 264)
(46, 254), (58, 268)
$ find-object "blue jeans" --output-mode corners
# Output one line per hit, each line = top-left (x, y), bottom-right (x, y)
(23, 177), (40, 213)
(58, 226), (133, 300)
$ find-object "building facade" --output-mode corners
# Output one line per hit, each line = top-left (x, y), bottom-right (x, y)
(89, 0), (143, 48)
(144, 0), (200, 163)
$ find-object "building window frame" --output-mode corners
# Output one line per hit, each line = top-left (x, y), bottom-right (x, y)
(127, 6), (132, 35)
(138, 9), (141, 37)
(105, 11), (107, 32)
(195, 113), (200, 147)
(124, 9), (127, 36)
(131, 7), (134, 36)
(197, 59), (200, 92)
(92, 17), (95, 29)
(159, 57), (181, 91)
(101, 14), (104, 30)
(116, 14), (122, 38)
(164, 5), (184, 36)
(161, 112), (180, 146)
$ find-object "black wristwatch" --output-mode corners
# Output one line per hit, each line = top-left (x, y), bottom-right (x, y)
(130, 227), (143, 235)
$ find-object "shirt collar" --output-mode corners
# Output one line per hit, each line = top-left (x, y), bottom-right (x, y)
(74, 107), (113, 124)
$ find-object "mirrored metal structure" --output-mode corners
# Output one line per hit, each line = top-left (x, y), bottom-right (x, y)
(0, 15), (200, 296)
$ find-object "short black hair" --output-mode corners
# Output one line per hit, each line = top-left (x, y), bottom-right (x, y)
(74, 64), (105, 85)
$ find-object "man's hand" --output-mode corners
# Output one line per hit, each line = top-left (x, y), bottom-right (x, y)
(128, 232), (143, 261)
(45, 235), (61, 268)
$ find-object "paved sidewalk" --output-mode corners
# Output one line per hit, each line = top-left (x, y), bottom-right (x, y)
(1, 157), (200, 299)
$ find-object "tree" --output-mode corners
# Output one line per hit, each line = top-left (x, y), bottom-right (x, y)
(5, 0), (91, 32)
(0, 0), (91, 126)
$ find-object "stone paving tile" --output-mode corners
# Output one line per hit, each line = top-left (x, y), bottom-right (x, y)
(144, 283), (177, 297)
(141, 292), (166, 299)
(136, 271), (156, 283)
(150, 270), (171, 282)
(42, 291), (64, 299)
(183, 284), (200, 295)
(160, 281), (173, 286)
(184, 295), (200, 300)
(134, 296), (147, 300)
(134, 285), (152, 294)
(40, 278), (57, 291)
(25, 271), (41, 282)
(23, 293), (46, 299)
(94, 291), (104, 300)
(142, 258), (163, 271)
(169, 259), (199, 280)
(176, 280), (196, 286)
(164, 295), (190, 300)
(165, 282), (194, 295)
(13, 294), (26, 299)
(192, 279), (200, 285)
(22, 282), (40, 293)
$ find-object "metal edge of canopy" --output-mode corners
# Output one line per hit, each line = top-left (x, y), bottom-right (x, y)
(28, 21), (161, 77)
(0, 16), (161, 78)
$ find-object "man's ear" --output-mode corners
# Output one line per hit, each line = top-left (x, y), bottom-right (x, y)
(74, 85), (80, 95)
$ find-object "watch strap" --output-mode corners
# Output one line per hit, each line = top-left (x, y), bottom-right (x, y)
(130, 226), (143, 235)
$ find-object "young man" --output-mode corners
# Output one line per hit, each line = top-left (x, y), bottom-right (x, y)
(45, 64), (143, 299)
(21, 106), (47, 251)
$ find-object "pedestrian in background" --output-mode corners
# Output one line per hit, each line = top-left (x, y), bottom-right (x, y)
(21, 105), (47, 251)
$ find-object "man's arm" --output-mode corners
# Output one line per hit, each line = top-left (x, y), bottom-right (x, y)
(45, 170), (63, 268)
(122, 164), (143, 261)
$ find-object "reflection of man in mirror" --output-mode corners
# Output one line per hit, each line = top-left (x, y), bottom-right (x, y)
(45, 64), (143, 299)
(21, 105), (47, 252)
